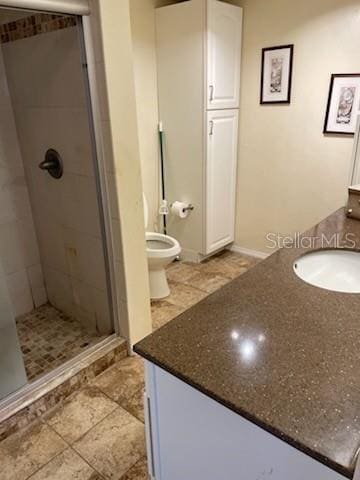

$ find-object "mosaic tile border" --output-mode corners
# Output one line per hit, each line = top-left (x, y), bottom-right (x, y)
(0, 13), (77, 44)
(0, 339), (127, 442)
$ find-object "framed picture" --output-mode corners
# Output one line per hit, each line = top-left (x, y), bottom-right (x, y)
(260, 44), (294, 104)
(323, 74), (360, 135)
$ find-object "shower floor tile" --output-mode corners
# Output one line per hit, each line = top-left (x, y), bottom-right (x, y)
(16, 304), (107, 382)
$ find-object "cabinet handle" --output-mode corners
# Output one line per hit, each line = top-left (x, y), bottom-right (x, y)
(209, 120), (214, 136)
(145, 395), (156, 478)
(209, 84), (214, 102)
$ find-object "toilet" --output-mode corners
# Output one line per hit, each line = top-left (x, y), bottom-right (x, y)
(143, 194), (181, 299)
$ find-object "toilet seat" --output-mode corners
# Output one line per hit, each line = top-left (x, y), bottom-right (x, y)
(146, 232), (180, 258)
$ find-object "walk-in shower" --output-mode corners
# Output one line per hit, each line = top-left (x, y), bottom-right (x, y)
(0, 7), (114, 400)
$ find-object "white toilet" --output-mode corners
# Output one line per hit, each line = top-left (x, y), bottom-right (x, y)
(143, 194), (181, 299)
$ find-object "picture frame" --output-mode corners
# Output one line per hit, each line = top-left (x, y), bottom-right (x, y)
(260, 44), (294, 104)
(323, 74), (360, 135)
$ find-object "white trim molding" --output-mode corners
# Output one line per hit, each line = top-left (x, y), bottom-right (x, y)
(0, 0), (90, 15)
(228, 244), (270, 260)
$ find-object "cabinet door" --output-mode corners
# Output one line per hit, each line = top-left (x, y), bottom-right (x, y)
(207, 0), (242, 110)
(206, 109), (238, 254)
(145, 363), (348, 480)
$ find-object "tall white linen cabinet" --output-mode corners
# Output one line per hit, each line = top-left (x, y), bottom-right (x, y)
(156, 0), (242, 261)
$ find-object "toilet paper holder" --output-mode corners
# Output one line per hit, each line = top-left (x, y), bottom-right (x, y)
(170, 201), (194, 219)
(170, 202), (194, 212)
(182, 204), (194, 212)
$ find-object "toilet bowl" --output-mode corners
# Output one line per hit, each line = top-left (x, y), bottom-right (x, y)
(143, 195), (181, 299)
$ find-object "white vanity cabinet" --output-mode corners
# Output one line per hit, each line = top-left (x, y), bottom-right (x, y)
(144, 362), (348, 480)
(156, 0), (242, 261)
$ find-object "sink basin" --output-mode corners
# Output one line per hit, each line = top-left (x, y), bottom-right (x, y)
(293, 249), (360, 293)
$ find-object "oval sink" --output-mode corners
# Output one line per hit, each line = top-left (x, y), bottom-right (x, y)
(293, 249), (360, 293)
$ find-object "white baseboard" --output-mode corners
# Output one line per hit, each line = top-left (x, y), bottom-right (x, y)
(228, 244), (270, 260)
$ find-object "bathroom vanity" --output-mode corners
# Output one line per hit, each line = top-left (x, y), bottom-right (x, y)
(134, 208), (360, 480)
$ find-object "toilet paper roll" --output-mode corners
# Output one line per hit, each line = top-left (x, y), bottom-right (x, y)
(171, 201), (191, 219)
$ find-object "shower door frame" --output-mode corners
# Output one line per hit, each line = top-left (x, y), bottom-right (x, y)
(78, 16), (121, 338)
(0, 1), (124, 412)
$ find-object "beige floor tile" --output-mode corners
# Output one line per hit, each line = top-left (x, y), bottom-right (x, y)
(73, 408), (146, 480)
(151, 300), (185, 330)
(166, 281), (208, 308)
(166, 261), (201, 282)
(185, 271), (230, 293)
(120, 387), (145, 423)
(120, 457), (148, 480)
(92, 356), (144, 408)
(45, 386), (118, 444)
(28, 448), (101, 480)
(199, 255), (251, 279)
(224, 251), (259, 267)
(0, 422), (67, 480)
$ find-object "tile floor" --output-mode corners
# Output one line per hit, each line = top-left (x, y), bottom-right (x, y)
(0, 356), (146, 480)
(16, 304), (107, 381)
(151, 250), (259, 330)
(1, 251), (259, 479)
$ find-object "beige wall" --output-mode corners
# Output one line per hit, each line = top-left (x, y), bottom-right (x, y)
(129, 0), (186, 233)
(235, 0), (360, 253)
(130, 0), (160, 232)
(95, 0), (152, 346)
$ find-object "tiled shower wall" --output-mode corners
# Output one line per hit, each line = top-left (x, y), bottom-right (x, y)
(1, 15), (112, 334)
(0, 46), (47, 317)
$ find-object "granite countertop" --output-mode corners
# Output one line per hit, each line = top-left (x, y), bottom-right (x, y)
(134, 208), (360, 479)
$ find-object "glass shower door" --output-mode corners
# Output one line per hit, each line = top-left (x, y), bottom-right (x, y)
(0, 9), (114, 392)
(0, 262), (27, 400)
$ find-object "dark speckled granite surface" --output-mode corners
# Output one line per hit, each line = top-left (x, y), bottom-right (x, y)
(134, 208), (360, 478)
